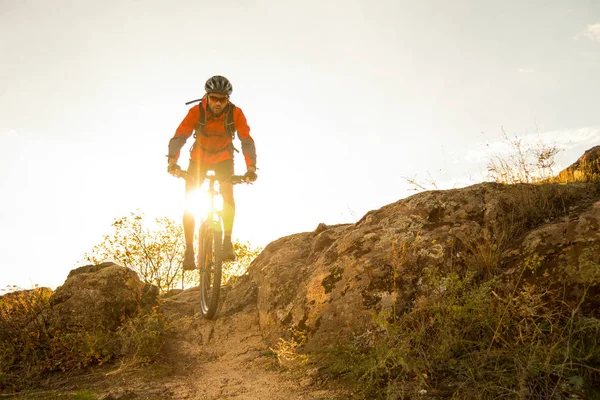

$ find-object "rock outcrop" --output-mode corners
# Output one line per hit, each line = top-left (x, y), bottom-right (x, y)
(221, 148), (600, 351)
(556, 145), (600, 183)
(48, 262), (159, 331)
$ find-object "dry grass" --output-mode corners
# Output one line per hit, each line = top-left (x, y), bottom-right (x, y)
(0, 290), (168, 393)
(317, 252), (600, 399)
(314, 138), (600, 399)
(486, 129), (561, 185)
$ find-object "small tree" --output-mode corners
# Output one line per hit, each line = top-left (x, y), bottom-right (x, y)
(81, 210), (262, 292)
(81, 211), (187, 292)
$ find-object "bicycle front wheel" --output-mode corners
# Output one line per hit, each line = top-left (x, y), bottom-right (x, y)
(197, 220), (223, 319)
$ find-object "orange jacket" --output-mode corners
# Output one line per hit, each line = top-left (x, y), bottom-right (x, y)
(168, 99), (256, 168)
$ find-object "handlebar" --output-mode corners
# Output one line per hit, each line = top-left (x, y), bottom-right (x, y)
(176, 169), (250, 185)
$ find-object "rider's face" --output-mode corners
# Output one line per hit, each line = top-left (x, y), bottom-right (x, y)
(207, 94), (229, 115)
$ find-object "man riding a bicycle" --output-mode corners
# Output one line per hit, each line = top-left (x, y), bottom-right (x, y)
(167, 75), (257, 270)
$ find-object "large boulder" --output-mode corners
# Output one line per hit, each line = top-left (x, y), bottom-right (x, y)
(49, 262), (158, 331)
(223, 175), (600, 351)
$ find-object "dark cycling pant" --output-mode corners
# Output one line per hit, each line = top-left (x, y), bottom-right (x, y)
(185, 159), (234, 192)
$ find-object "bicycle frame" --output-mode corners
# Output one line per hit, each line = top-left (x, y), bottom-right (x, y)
(203, 176), (223, 227)
(177, 169), (248, 319)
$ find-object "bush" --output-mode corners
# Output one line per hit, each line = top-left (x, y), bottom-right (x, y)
(81, 211), (187, 293)
(0, 289), (167, 392)
(317, 254), (600, 399)
(486, 129), (561, 184)
(223, 240), (262, 284)
(81, 210), (262, 292)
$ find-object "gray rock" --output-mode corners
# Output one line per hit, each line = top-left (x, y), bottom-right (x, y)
(49, 262), (159, 331)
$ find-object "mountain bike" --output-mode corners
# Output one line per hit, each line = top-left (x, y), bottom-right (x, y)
(179, 170), (248, 319)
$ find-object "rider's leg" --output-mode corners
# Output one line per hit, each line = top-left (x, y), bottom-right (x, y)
(221, 181), (235, 236)
(182, 160), (204, 270)
(183, 160), (201, 247)
(215, 158), (236, 260)
(182, 196), (196, 270)
(220, 181), (236, 261)
(183, 211), (195, 248)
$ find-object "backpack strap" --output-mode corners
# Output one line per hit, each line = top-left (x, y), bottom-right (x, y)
(225, 103), (239, 153)
(194, 102), (236, 138)
(191, 102), (240, 154)
(193, 103), (207, 139)
(225, 103), (236, 138)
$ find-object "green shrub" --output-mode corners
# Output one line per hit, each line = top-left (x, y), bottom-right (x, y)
(317, 259), (600, 399)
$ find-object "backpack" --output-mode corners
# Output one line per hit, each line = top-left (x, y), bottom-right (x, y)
(185, 97), (239, 154)
(185, 97), (236, 139)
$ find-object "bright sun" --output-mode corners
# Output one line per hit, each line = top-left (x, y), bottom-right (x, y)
(184, 187), (224, 222)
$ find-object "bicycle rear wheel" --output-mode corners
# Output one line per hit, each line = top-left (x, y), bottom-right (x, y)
(197, 220), (223, 319)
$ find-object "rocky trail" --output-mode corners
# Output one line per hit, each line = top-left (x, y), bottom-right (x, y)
(146, 287), (348, 400)
(8, 287), (348, 400)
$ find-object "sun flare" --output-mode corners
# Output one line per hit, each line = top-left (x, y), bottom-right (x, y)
(185, 187), (223, 222)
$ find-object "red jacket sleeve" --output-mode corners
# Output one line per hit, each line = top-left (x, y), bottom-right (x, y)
(234, 106), (257, 168)
(167, 106), (201, 160)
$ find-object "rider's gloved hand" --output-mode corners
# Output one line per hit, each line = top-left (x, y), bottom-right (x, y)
(167, 157), (181, 177)
(244, 166), (257, 183)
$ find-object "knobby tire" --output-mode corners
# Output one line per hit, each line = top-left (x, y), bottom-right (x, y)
(198, 220), (223, 319)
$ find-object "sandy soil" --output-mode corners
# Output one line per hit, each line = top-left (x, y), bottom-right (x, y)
(6, 287), (350, 400)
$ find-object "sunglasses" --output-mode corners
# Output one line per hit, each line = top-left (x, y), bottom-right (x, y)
(208, 95), (229, 103)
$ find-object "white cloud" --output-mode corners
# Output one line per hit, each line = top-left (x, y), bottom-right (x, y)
(539, 127), (600, 150)
(581, 23), (600, 42)
(453, 127), (600, 185)
(465, 127), (600, 165)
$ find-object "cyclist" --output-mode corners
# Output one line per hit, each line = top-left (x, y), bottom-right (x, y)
(167, 75), (257, 270)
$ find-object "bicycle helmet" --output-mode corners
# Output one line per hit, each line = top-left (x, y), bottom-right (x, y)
(205, 75), (233, 95)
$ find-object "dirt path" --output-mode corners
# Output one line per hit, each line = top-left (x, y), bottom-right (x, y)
(7, 287), (349, 400)
(93, 287), (348, 400)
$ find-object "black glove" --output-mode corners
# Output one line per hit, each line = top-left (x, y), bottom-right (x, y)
(244, 169), (258, 182)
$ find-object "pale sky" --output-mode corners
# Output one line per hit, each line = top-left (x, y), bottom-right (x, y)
(1, 0), (600, 290)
